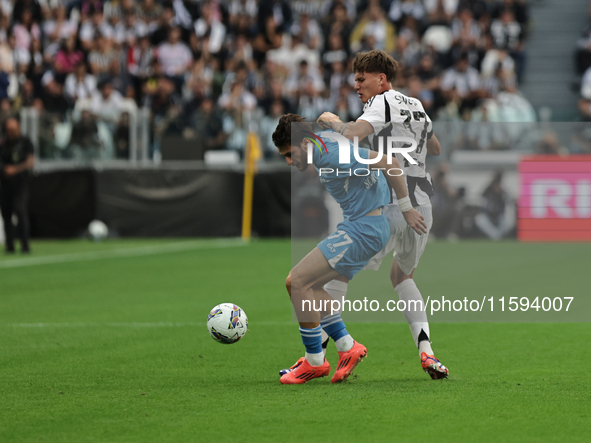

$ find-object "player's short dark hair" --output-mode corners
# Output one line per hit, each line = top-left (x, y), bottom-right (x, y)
(352, 50), (400, 84)
(272, 113), (308, 150)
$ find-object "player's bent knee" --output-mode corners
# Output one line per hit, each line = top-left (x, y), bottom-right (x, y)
(390, 268), (413, 288)
(285, 273), (292, 297)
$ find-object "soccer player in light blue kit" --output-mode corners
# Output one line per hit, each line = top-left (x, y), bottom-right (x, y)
(272, 114), (427, 384)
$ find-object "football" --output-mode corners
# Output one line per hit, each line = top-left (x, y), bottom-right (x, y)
(88, 220), (109, 241)
(207, 303), (248, 344)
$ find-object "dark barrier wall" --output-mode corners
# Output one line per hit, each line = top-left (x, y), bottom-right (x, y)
(28, 168), (291, 238)
(29, 169), (96, 238)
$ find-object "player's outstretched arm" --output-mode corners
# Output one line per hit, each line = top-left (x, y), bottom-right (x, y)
(366, 151), (428, 235)
(317, 112), (374, 142)
(427, 134), (441, 156)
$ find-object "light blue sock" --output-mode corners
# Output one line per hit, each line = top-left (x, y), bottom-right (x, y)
(321, 314), (354, 352)
(321, 313), (348, 341)
(299, 326), (324, 366)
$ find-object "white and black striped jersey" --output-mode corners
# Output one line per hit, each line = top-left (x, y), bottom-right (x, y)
(357, 89), (434, 207)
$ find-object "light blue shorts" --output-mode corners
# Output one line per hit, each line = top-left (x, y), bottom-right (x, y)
(317, 214), (389, 280)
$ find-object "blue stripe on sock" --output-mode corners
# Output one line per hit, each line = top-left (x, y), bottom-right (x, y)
(299, 326), (322, 354)
(321, 314), (348, 341)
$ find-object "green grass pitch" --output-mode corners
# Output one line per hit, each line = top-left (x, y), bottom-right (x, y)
(0, 239), (590, 442)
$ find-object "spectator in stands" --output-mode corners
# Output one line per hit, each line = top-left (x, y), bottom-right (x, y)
(114, 9), (148, 48)
(194, 0), (227, 55)
(323, 32), (348, 69)
(388, 0), (426, 29)
(64, 62), (97, 107)
(88, 32), (120, 82)
(69, 109), (101, 160)
(13, 9), (40, 51)
(333, 88), (356, 122)
(219, 80), (257, 113)
(492, 0), (529, 27)
(322, 2), (353, 45)
(0, 63), (8, 99)
(79, 5), (113, 52)
(41, 69), (68, 114)
(127, 35), (154, 105)
(490, 8), (525, 82)
(12, 0), (42, 25)
(416, 52), (442, 94)
(395, 16), (422, 67)
(191, 96), (226, 155)
(55, 35), (84, 75)
(138, 0), (163, 28)
(149, 5), (175, 46)
(19, 80), (36, 108)
(451, 7), (482, 56)
(406, 74), (435, 114)
(284, 60), (324, 98)
(26, 37), (44, 99)
(440, 52), (484, 117)
(291, 12), (323, 51)
(42, 5), (77, 49)
(259, 99), (284, 157)
(350, 3), (396, 53)
(90, 78), (124, 126)
(114, 112), (131, 159)
(259, 79), (293, 116)
(424, 0), (459, 24)
(157, 27), (192, 92)
(258, 0), (293, 34)
(291, 0), (324, 21)
(219, 81), (257, 153)
(252, 16), (285, 65)
(149, 77), (182, 157)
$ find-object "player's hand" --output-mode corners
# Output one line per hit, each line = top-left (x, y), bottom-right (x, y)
(4, 165), (17, 177)
(402, 208), (428, 235)
(317, 112), (341, 123)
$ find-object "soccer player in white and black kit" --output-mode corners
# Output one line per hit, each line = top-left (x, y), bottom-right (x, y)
(315, 50), (449, 379)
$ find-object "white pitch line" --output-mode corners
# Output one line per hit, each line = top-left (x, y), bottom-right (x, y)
(0, 239), (246, 269)
(3, 321), (293, 328)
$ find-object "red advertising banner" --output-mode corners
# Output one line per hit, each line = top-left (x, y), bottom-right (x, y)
(518, 155), (591, 241)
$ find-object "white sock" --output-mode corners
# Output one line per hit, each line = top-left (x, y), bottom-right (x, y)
(335, 334), (354, 352)
(305, 351), (325, 366)
(394, 279), (433, 357)
(419, 340), (433, 356)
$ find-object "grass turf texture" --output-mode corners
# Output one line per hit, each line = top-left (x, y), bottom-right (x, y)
(0, 239), (590, 442)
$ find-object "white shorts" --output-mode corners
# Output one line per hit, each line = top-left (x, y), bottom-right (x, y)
(363, 203), (433, 276)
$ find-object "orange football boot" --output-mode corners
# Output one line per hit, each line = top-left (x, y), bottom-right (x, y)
(331, 341), (367, 383)
(279, 358), (331, 384)
(421, 352), (449, 379)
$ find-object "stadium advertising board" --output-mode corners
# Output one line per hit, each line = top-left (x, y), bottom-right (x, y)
(518, 155), (591, 241)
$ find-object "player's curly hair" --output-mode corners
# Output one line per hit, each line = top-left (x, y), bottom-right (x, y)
(272, 113), (315, 150)
(352, 50), (400, 84)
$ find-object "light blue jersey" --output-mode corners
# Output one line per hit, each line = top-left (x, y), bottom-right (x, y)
(311, 130), (391, 280)
(312, 130), (390, 221)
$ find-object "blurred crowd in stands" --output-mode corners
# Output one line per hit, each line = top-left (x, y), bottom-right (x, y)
(0, 0), (534, 160)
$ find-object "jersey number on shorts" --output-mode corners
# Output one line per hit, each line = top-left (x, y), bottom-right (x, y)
(328, 231), (353, 248)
